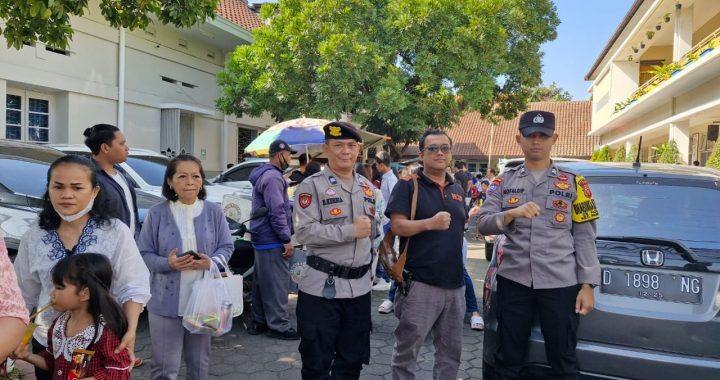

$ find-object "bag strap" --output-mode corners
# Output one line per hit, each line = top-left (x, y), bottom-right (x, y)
(391, 174), (419, 279)
(212, 255), (233, 274)
(400, 174), (419, 256)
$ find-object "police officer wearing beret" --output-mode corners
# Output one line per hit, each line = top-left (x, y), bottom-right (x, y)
(293, 121), (376, 379)
(477, 111), (601, 380)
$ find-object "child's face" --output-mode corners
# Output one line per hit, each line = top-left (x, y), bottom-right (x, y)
(50, 280), (87, 311)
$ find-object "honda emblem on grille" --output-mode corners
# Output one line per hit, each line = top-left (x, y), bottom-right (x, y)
(641, 250), (664, 267)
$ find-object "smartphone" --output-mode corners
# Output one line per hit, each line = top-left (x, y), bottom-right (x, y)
(183, 250), (201, 260)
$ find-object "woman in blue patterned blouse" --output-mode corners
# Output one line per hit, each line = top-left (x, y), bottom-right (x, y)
(13, 155), (151, 380)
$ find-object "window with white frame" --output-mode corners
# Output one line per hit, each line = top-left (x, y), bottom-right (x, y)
(5, 90), (51, 143)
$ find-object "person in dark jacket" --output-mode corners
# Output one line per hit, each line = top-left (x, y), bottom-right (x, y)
(248, 139), (299, 340)
(84, 124), (140, 238)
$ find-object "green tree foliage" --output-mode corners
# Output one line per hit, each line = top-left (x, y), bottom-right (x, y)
(217, 0), (559, 143)
(0, 0), (220, 50)
(612, 146), (626, 162)
(657, 140), (681, 164)
(626, 143), (639, 162)
(591, 146), (612, 162)
(705, 143), (720, 169)
(527, 82), (572, 102)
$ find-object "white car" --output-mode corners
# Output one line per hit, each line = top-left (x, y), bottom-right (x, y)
(211, 158), (269, 192)
(0, 141), (161, 253)
(51, 144), (246, 205)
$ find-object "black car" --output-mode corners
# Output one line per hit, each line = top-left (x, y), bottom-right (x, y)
(482, 161), (720, 379)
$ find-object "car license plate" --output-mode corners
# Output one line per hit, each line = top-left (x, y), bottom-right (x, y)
(600, 268), (702, 304)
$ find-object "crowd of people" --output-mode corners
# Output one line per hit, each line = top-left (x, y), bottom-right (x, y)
(0, 110), (600, 380)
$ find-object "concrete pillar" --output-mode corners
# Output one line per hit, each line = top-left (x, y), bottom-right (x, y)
(625, 140), (633, 161)
(669, 120), (690, 164)
(0, 79), (6, 139)
(673, 4), (693, 61)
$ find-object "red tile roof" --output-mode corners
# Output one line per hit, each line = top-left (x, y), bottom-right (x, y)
(401, 101), (598, 160)
(216, 0), (263, 31)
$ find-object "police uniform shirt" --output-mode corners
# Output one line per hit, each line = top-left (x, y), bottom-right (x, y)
(384, 168), (467, 289)
(293, 168), (376, 298)
(477, 162), (601, 289)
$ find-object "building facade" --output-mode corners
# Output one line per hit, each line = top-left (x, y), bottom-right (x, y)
(0, 0), (273, 172)
(586, 0), (720, 164)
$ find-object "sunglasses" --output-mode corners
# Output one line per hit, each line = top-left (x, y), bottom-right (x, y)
(423, 145), (452, 154)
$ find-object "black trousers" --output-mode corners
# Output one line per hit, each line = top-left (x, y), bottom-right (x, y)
(31, 338), (52, 380)
(495, 275), (581, 380)
(297, 291), (371, 380)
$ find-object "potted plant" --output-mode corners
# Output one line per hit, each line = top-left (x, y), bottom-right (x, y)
(700, 39), (718, 57)
(664, 13), (671, 23)
(655, 24), (662, 31)
(646, 31), (655, 40)
(684, 51), (700, 67)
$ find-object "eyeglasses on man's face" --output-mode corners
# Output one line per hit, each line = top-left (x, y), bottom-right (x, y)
(423, 145), (452, 154)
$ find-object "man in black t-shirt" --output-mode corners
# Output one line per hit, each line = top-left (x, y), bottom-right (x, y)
(453, 160), (473, 197)
(385, 129), (467, 379)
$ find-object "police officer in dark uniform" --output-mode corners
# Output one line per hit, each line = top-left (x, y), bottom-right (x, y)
(477, 111), (601, 380)
(293, 121), (376, 379)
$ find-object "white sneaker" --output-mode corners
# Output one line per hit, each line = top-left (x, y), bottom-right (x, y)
(372, 278), (391, 291)
(470, 315), (485, 331)
(378, 300), (394, 314)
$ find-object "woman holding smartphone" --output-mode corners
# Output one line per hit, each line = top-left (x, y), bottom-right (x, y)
(138, 154), (234, 380)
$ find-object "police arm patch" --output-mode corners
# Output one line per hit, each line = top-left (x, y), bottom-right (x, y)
(299, 193), (312, 209)
(571, 175), (599, 223)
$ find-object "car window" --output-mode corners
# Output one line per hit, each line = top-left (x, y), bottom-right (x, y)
(0, 157), (49, 197)
(590, 176), (720, 250)
(225, 165), (257, 182)
(125, 157), (168, 187)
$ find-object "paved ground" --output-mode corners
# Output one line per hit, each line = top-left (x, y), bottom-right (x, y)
(130, 235), (490, 380)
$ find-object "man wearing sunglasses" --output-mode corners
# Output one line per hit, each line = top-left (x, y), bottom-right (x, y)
(385, 128), (468, 379)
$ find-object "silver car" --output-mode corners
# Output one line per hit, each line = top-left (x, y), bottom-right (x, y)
(482, 161), (720, 379)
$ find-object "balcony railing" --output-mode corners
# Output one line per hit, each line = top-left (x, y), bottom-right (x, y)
(614, 26), (720, 114)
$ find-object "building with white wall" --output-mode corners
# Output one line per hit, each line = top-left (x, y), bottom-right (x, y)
(0, 0), (274, 172)
(585, 0), (720, 164)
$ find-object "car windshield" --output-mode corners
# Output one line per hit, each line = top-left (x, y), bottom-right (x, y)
(125, 156), (169, 187)
(591, 176), (720, 250)
(0, 157), (49, 197)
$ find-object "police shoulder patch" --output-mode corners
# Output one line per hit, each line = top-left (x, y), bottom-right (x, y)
(299, 193), (312, 209)
(571, 174), (599, 223)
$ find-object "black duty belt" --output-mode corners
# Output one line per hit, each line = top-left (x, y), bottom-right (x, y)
(306, 255), (371, 280)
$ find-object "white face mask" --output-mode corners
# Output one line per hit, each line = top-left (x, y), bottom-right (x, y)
(54, 198), (95, 222)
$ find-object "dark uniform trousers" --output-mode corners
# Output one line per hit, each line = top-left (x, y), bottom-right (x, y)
(495, 275), (581, 380)
(297, 291), (371, 380)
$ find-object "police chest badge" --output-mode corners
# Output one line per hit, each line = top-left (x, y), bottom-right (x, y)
(572, 175), (599, 223)
(554, 181), (571, 190)
(362, 184), (374, 197)
(299, 193), (312, 209)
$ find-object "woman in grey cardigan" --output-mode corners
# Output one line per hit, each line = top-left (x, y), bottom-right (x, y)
(138, 154), (234, 380)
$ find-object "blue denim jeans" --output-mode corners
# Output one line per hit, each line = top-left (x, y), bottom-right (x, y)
(464, 266), (479, 313)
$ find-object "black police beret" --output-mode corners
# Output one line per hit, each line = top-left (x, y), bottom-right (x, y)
(323, 121), (363, 142)
(518, 111), (555, 137)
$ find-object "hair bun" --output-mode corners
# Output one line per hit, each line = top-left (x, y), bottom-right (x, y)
(83, 127), (94, 137)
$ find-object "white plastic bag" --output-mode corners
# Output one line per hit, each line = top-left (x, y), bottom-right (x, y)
(182, 263), (233, 336)
(214, 255), (243, 317)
